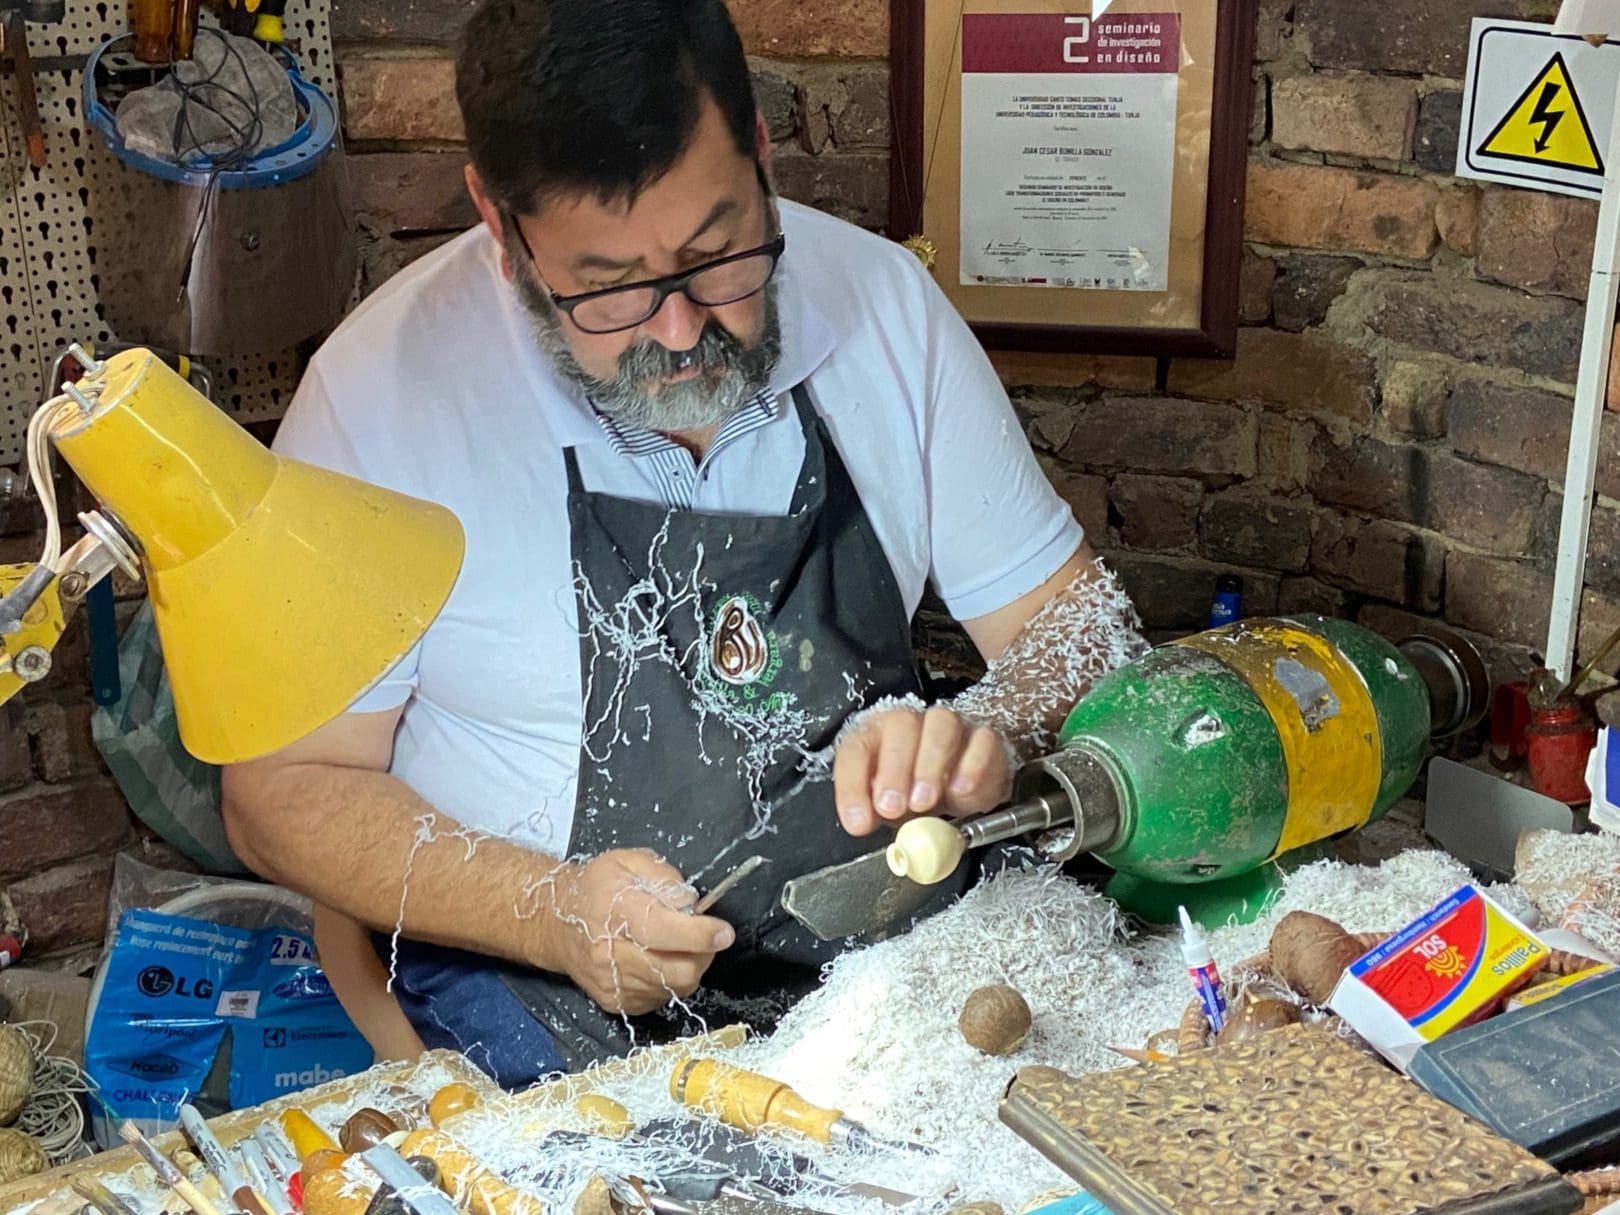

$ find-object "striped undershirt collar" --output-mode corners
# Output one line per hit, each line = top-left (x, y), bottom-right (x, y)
(590, 389), (781, 510)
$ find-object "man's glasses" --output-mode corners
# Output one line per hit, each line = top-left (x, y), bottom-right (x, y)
(507, 205), (785, 336)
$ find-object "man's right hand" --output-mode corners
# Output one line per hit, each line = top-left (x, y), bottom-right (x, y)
(543, 849), (735, 1015)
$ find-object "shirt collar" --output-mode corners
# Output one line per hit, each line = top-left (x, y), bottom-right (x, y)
(500, 203), (840, 450)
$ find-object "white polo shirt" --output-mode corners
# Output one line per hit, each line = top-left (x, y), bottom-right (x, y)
(273, 200), (1082, 853)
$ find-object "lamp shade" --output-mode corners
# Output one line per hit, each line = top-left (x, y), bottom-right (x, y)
(50, 349), (464, 763)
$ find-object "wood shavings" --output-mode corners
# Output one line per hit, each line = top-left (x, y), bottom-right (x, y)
(27, 838), (1620, 1215)
(1514, 829), (1620, 923)
(949, 560), (1149, 761)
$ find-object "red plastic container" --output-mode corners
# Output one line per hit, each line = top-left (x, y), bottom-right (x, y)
(1490, 680), (1532, 764)
(1526, 702), (1597, 803)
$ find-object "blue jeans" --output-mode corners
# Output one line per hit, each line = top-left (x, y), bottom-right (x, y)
(374, 935), (569, 1087)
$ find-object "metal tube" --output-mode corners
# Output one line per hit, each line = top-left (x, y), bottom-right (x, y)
(959, 792), (1073, 849)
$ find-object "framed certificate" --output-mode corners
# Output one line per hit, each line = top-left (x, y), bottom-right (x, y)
(890, 0), (1257, 356)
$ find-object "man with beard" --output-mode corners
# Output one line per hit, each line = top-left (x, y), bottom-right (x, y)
(220, 0), (1146, 1081)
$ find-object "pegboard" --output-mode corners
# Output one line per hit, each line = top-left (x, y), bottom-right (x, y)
(0, 0), (337, 464)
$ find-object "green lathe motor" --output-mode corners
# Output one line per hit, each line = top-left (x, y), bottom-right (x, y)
(1011, 615), (1489, 923)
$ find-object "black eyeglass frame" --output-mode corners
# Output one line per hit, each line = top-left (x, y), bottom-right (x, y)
(506, 205), (787, 335)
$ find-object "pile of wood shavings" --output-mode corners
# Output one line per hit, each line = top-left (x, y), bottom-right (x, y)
(731, 850), (1504, 1210)
(456, 846), (1552, 1215)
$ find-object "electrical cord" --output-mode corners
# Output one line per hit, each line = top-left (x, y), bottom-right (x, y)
(8, 1019), (92, 1164)
(24, 393), (76, 575)
(156, 25), (272, 295)
(162, 25), (266, 169)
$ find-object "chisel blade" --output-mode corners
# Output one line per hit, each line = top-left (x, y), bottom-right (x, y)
(779, 848), (935, 942)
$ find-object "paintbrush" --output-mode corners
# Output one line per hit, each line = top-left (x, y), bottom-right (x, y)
(117, 1120), (228, 1215)
(70, 1177), (140, 1215)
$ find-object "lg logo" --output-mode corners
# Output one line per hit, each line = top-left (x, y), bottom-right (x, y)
(1064, 16), (1092, 64)
(136, 965), (214, 1000)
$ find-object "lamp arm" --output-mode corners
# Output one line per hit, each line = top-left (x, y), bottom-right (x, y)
(0, 530), (138, 703)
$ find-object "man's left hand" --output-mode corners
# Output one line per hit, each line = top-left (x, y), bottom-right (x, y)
(833, 705), (1012, 836)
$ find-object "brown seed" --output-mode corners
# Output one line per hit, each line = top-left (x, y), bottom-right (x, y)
(1270, 911), (1366, 1005)
(428, 1081), (482, 1127)
(958, 984), (1032, 1056)
(301, 1163), (373, 1215)
(339, 1107), (400, 1153)
(1215, 992), (1302, 1046)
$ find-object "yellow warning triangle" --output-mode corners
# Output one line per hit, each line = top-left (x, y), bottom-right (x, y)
(1476, 52), (1604, 174)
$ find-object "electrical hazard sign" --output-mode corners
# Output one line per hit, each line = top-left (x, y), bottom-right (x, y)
(1460, 20), (1619, 198)
(1476, 54), (1603, 172)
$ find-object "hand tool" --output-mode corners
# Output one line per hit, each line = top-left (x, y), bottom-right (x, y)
(546, 1129), (789, 1207)
(363, 1155), (444, 1215)
(781, 616), (1491, 937)
(0, 7), (45, 166)
(70, 1178), (140, 1215)
(779, 792), (1071, 942)
(670, 1059), (925, 1156)
(633, 1117), (917, 1206)
(398, 1127), (546, 1215)
(641, 1189), (833, 1215)
(360, 1143), (463, 1215)
(694, 856), (767, 915)
(117, 1120), (228, 1215)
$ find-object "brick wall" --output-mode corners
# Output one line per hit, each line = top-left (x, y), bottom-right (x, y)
(331, 0), (1620, 683)
(0, 499), (193, 965)
(14, 0), (1620, 961)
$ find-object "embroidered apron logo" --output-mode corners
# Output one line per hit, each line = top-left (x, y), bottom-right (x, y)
(709, 594), (781, 692)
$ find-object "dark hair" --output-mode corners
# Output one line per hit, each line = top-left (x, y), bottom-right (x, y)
(455, 0), (758, 215)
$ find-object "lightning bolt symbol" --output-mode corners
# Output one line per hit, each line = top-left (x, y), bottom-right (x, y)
(1529, 81), (1565, 153)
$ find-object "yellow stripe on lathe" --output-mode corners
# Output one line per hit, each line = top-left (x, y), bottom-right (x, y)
(1177, 620), (1381, 857)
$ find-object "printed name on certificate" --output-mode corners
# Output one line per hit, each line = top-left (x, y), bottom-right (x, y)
(959, 12), (1181, 292)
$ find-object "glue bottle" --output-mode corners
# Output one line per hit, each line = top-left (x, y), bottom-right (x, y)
(1178, 905), (1227, 1034)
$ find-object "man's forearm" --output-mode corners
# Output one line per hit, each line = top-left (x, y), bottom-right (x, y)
(221, 763), (573, 972)
(951, 558), (1148, 760)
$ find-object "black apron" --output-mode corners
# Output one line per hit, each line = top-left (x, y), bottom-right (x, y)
(501, 382), (966, 1068)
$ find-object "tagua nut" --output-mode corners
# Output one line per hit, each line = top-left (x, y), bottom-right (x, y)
(429, 1081), (483, 1127)
(340, 1106), (401, 1153)
(1215, 990), (1302, 1046)
(958, 984), (1032, 1056)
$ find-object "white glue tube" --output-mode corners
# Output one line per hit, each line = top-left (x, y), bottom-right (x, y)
(1179, 905), (1227, 1034)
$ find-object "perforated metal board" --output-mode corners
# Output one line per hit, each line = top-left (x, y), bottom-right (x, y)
(0, 0), (335, 463)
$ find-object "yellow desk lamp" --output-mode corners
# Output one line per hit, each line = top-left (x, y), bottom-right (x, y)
(0, 345), (464, 763)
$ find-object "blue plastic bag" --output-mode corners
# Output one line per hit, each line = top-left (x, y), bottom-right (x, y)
(86, 906), (372, 1144)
